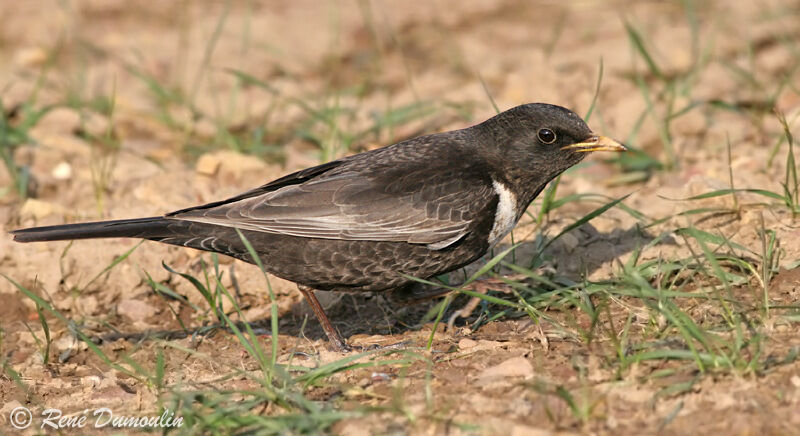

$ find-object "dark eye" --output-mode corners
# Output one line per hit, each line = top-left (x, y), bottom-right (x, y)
(538, 128), (556, 144)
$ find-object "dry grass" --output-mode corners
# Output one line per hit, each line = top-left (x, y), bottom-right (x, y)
(2, 1), (800, 434)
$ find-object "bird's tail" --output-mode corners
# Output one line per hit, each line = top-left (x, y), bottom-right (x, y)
(10, 217), (173, 242)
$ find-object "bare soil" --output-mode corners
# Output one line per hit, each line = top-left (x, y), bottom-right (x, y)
(1, 1), (800, 434)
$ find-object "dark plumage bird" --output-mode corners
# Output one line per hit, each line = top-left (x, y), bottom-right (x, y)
(11, 103), (625, 351)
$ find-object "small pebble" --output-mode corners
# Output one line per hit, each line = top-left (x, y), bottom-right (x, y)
(458, 338), (478, 349)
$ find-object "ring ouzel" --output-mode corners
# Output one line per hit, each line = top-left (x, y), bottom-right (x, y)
(11, 103), (626, 351)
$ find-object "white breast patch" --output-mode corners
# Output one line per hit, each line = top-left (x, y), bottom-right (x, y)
(487, 179), (519, 248)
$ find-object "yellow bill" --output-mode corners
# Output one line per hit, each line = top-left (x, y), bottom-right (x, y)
(561, 135), (627, 153)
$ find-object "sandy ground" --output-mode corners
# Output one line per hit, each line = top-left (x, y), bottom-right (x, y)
(1, 0), (800, 434)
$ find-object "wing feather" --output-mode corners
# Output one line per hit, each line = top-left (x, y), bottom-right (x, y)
(170, 130), (497, 249)
(173, 168), (494, 248)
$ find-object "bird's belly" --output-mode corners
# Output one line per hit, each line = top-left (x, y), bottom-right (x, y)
(264, 237), (485, 292)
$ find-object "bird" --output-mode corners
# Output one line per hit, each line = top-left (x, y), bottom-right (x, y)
(11, 103), (626, 352)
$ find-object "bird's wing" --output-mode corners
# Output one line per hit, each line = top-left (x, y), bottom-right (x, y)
(167, 158), (347, 216)
(170, 161), (495, 249)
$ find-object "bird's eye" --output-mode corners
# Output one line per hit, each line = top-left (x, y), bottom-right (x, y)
(537, 128), (556, 144)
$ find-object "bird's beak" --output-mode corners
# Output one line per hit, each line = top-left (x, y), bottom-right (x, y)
(561, 135), (627, 153)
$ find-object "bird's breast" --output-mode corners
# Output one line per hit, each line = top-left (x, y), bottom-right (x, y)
(487, 179), (520, 248)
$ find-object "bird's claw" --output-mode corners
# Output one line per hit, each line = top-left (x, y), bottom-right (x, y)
(333, 340), (411, 353)
(446, 275), (525, 331)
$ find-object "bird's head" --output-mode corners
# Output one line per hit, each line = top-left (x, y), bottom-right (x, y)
(479, 103), (626, 187)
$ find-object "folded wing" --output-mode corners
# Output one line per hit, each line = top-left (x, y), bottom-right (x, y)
(171, 164), (494, 250)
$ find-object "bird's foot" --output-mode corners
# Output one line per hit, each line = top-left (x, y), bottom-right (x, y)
(384, 281), (452, 306)
(297, 285), (413, 353)
(333, 340), (411, 353)
(447, 274), (526, 331)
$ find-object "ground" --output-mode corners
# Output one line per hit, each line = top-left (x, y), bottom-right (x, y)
(1, 0), (800, 434)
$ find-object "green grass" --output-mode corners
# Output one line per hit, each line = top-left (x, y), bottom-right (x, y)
(3, 249), (433, 434)
(4, 0), (800, 433)
(0, 97), (57, 200)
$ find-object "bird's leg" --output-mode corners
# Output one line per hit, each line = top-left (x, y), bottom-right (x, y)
(385, 281), (453, 306)
(386, 276), (525, 331)
(447, 274), (527, 331)
(297, 285), (351, 352)
(297, 285), (411, 352)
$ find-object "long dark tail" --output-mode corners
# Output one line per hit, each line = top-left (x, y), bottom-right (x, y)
(11, 217), (173, 242)
(11, 216), (267, 266)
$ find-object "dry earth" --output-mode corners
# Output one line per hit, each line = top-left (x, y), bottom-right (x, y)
(1, 0), (800, 434)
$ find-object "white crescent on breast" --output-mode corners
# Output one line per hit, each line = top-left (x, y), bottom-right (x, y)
(487, 179), (519, 248)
